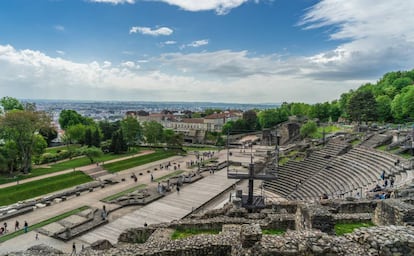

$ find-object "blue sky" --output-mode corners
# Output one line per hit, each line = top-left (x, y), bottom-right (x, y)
(0, 0), (413, 103)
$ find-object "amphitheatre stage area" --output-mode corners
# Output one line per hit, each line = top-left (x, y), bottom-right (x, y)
(1, 126), (414, 256)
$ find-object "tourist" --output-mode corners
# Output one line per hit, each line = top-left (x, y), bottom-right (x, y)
(3, 222), (7, 233)
(390, 177), (395, 188)
(23, 221), (28, 233)
(71, 242), (76, 255)
(176, 185), (180, 193)
(381, 170), (385, 180)
(384, 179), (388, 188)
(35, 233), (39, 240)
(151, 173), (154, 182)
(15, 220), (20, 231)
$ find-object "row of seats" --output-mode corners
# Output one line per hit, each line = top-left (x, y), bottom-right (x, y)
(265, 140), (406, 201)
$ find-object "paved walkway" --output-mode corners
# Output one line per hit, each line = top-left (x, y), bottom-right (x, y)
(79, 167), (237, 245)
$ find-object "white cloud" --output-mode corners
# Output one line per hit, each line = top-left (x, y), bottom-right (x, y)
(164, 40), (177, 45)
(56, 50), (65, 55)
(54, 25), (65, 31)
(149, 0), (249, 15)
(121, 61), (140, 69)
(187, 39), (209, 48)
(129, 26), (173, 36)
(89, 0), (135, 4)
(299, 0), (414, 80)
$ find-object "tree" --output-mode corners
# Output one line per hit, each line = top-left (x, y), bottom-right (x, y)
(32, 134), (48, 165)
(0, 141), (18, 175)
(81, 146), (103, 163)
(143, 121), (164, 146)
(110, 129), (128, 154)
(163, 129), (183, 148)
(84, 128), (93, 147)
(242, 110), (258, 131)
(39, 126), (58, 146)
(65, 124), (86, 145)
(59, 110), (84, 129)
(92, 128), (101, 147)
(347, 90), (377, 123)
(300, 121), (317, 138)
(376, 95), (392, 123)
(121, 116), (142, 150)
(0, 96), (24, 112)
(0, 109), (50, 173)
(99, 120), (120, 141)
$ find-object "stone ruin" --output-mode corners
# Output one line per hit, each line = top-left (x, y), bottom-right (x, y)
(9, 197), (414, 256)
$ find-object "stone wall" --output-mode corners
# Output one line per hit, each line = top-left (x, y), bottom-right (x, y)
(297, 203), (335, 234)
(374, 199), (414, 225)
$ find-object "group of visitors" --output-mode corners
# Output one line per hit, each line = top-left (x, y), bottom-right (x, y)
(0, 220), (28, 235)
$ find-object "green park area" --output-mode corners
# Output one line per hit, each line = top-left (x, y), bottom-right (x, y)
(104, 150), (177, 173)
(0, 172), (92, 206)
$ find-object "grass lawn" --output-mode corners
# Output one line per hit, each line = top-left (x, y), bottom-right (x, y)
(0, 206), (89, 242)
(183, 146), (219, 152)
(375, 145), (387, 151)
(104, 150), (177, 173)
(101, 184), (147, 202)
(0, 151), (141, 185)
(45, 144), (81, 154)
(153, 170), (185, 182)
(0, 172), (92, 206)
(335, 221), (374, 235)
(171, 228), (220, 240)
(262, 229), (285, 235)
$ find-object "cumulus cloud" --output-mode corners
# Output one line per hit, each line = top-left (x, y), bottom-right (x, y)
(89, 0), (135, 4)
(56, 50), (65, 55)
(187, 39), (209, 48)
(149, 0), (249, 15)
(129, 26), (173, 36)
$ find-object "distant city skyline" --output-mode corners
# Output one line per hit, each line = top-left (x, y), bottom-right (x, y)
(0, 1), (413, 103)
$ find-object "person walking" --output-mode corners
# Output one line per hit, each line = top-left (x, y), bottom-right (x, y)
(70, 242), (76, 255)
(23, 221), (28, 233)
(15, 220), (20, 231)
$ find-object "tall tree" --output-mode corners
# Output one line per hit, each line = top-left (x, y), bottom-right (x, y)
(0, 109), (50, 173)
(121, 116), (142, 150)
(242, 110), (258, 131)
(110, 129), (127, 154)
(347, 90), (377, 123)
(143, 121), (164, 146)
(39, 126), (58, 146)
(0, 96), (24, 112)
(92, 128), (101, 147)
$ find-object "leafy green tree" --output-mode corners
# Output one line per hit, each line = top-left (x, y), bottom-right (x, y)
(300, 121), (317, 138)
(143, 121), (164, 145)
(39, 126), (58, 146)
(401, 86), (414, 120)
(376, 95), (392, 123)
(0, 141), (18, 174)
(329, 100), (342, 122)
(242, 110), (258, 131)
(0, 96), (24, 112)
(32, 134), (48, 164)
(163, 129), (183, 148)
(257, 108), (289, 128)
(59, 110), (84, 129)
(110, 129), (127, 154)
(0, 109), (50, 173)
(204, 108), (222, 116)
(92, 128), (101, 147)
(347, 90), (377, 123)
(84, 128), (93, 147)
(81, 146), (103, 163)
(99, 120), (120, 141)
(121, 116), (142, 150)
(391, 93), (405, 122)
(65, 124), (86, 144)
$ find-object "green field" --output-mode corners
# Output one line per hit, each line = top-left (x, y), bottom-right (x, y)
(101, 184), (147, 202)
(0, 172), (92, 206)
(171, 228), (220, 240)
(183, 146), (219, 152)
(45, 144), (81, 154)
(0, 151), (142, 185)
(104, 150), (177, 173)
(0, 206), (89, 242)
(334, 221), (374, 235)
